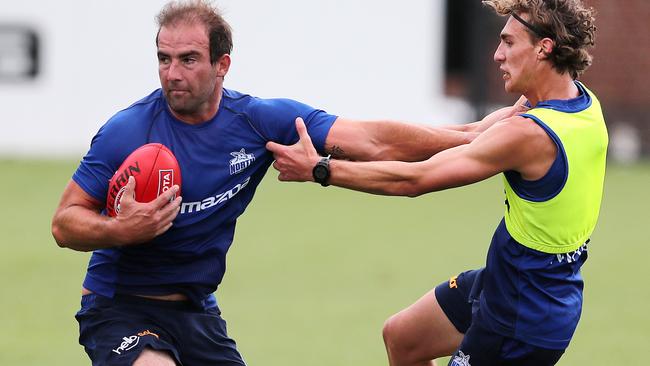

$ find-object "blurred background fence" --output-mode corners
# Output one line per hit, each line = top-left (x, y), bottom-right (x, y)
(2, 1), (647, 160)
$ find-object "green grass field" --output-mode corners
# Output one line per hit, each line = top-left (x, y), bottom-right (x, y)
(0, 159), (647, 365)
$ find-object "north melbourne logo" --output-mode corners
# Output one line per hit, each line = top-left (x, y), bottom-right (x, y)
(450, 351), (471, 366)
(229, 148), (255, 175)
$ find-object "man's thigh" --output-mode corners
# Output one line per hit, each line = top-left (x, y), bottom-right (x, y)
(76, 295), (181, 365)
(75, 294), (246, 366)
(383, 270), (481, 363)
(433, 269), (483, 334)
(133, 348), (177, 366)
(175, 306), (246, 366)
(449, 323), (565, 366)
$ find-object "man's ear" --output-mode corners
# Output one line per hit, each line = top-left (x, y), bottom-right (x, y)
(538, 38), (554, 59)
(216, 54), (231, 78)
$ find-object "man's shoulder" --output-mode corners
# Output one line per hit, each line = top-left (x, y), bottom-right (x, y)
(221, 88), (310, 119)
(491, 115), (541, 134)
(221, 88), (256, 110)
(106, 90), (164, 126)
(92, 90), (164, 144)
(119, 89), (164, 116)
(481, 116), (550, 152)
(222, 88), (251, 101)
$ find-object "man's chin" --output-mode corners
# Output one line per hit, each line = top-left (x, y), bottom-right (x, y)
(166, 101), (190, 115)
(167, 98), (192, 113)
(504, 83), (520, 94)
(169, 106), (194, 116)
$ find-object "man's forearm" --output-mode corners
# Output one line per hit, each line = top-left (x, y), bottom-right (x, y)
(51, 205), (122, 252)
(375, 124), (475, 162)
(437, 98), (529, 134)
(326, 158), (425, 197)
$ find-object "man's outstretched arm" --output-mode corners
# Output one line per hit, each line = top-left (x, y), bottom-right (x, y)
(267, 115), (550, 197)
(323, 118), (475, 162)
(322, 97), (527, 162)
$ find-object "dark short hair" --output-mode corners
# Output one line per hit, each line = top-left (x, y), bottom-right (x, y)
(156, 0), (233, 64)
(483, 0), (597, 79)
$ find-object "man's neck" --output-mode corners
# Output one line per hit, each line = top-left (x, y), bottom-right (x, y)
(525, 72), (578, 107)
(171, 88), (223, 125)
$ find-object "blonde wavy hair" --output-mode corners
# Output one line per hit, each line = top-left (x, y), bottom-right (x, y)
(483, 0), (596, 79)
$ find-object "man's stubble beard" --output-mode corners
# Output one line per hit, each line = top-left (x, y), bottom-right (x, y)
(167, 92), (203, 116)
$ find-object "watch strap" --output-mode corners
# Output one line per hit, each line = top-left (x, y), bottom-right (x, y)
(313, 155), (331, 187)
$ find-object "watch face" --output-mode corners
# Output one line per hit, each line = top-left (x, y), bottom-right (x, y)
(314, 165), (328, 180)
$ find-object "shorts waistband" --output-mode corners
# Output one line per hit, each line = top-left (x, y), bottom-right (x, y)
(82, 293), (218, 311)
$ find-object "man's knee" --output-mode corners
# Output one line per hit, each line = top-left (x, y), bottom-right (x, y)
(383, 313), (420, 360)
(133, 347), (177, 366)
(382, 295), (463, 364)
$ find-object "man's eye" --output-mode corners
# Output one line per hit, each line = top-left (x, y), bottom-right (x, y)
(183, 57), (196, 64)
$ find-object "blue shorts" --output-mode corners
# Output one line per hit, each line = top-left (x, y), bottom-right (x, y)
(435, 270), (565, 366)
(75, 293), (246, 366)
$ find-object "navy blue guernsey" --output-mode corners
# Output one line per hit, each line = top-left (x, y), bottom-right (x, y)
(73, 88), (337, 307)
(475, 85), (594, 350)
(476, 220), (587, 350)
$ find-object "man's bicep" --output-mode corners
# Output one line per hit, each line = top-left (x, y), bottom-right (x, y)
(56, 180), (104, 213)
(324, 117), (459, 162)
(323, 117), (374, 160)
(413, 144), (504, 193)
(414, 124), (524, 193)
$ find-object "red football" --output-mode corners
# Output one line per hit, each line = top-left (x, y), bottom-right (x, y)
(106, 143), (181, 217)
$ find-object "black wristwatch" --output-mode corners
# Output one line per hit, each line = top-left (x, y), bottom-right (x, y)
(312, 155), (331, 187)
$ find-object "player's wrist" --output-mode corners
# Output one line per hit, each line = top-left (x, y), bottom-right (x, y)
(312, 155), (331, 186)
(104, 217), (130, 247)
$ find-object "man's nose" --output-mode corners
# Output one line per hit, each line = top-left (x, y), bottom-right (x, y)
(494, 45), (505, 62)
(166, 60), (182, 81)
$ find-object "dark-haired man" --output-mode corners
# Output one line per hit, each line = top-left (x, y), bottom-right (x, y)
(50, 0), (523, 365)
(268, 0), (607, 365)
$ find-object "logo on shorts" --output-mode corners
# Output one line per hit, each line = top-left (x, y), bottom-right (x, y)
(555, 241), (589, 264)
(450, 350), (471, 366)
(449, 275), (458, 289)
(229, 148), (255, 175)
(111, 330), (159, 355)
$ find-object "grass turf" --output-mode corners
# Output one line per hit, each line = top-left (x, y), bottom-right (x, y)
(0, 159), (647, 365)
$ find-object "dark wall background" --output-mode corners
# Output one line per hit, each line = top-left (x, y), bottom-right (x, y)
(444, 1), (650, 156)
